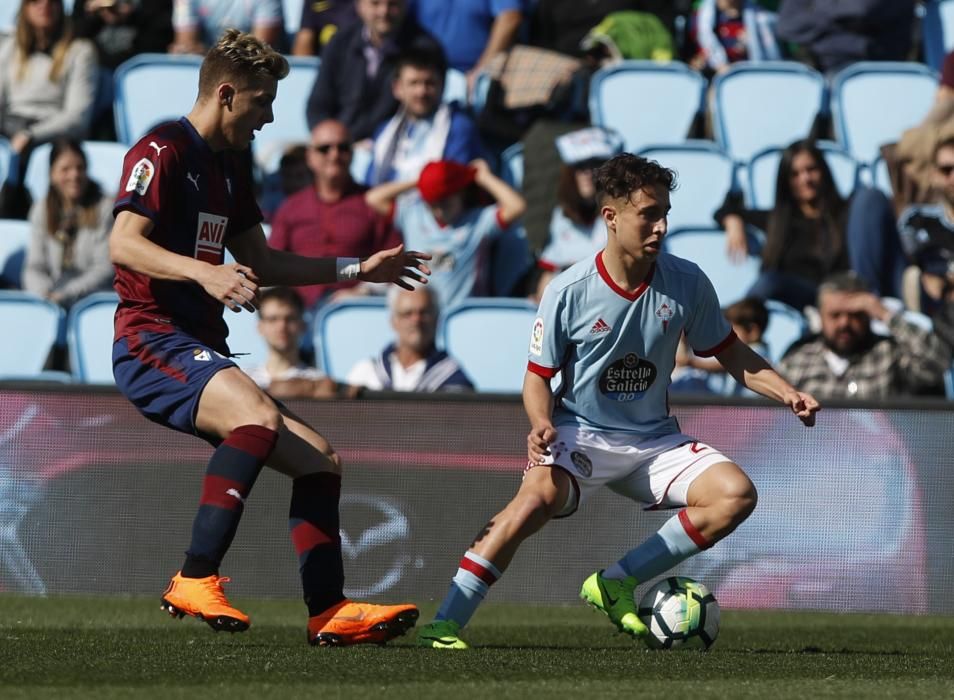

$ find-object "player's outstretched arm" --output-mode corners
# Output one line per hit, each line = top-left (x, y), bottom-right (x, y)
(715, 339), (820, 426)
(523, 370), (557, 463)
(228, 225), (431, 290)
(110, 210), (259, 312)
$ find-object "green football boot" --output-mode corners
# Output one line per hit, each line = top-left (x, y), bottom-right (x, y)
(416, 619), (469, 649)
(580, 570), (647, 638)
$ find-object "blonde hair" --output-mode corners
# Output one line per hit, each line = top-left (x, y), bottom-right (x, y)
(198, 28), (289, 96)
(14, 0), (73, 82)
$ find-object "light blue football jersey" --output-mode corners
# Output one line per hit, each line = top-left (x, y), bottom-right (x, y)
(538, 207), (607, 271)
(528, 251), (736, 436)
(395, 194), (504, 308)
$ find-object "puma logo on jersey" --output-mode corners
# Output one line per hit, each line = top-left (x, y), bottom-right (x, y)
(148, 141), (167, 157)
(186, 172), (201, 190)
(590, 318), (611, 334)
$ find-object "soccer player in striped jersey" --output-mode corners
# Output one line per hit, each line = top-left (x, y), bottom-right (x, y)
(110, 29), (430, 647)
(417, 153), (820, 649)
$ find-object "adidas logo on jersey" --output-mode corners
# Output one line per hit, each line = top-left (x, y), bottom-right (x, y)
(590, 318), (611, 334)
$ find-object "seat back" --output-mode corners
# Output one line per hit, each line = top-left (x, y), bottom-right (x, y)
(0, 137), (10, 184)
(639, 142), (736, 230)
(439, 299), (537, 393)
(114, 54), (203, 144)
(763, 300), (807, 364)
(713, 61), (826, 163)
(443, 68), (469, 106)
(870, 155), (893, 198)
(67, 291), (119, 384)
(314, 298), (392, 381)
(223, 309), (270, 372)
(499, 142), (524, 189)
(663, 228), (761, 306)
(746, 141), (859, 209)
(0, 218), (30, 288)
(0, 291), (65, 377)
(25, 140), (129, 199)
(832, 62), (938, 165)
(253, 57), (320, 172)
(589, 61), (705, 154)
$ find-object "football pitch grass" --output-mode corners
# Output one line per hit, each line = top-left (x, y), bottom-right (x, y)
(3, 596), (954, 699)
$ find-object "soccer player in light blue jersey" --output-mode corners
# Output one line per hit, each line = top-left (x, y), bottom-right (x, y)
(417, 153), (821, 649)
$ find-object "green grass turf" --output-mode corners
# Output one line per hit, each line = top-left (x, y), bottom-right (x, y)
(2, 596), (954, 699)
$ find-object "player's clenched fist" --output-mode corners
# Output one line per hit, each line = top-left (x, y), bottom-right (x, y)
(784, 390), (820, 427)
(527, 423), (558, 464)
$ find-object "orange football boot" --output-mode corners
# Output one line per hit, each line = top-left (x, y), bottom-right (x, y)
(307, 599), (419, 646)
(160, 571), (250, 632)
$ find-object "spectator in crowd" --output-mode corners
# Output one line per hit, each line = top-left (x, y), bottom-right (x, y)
(716, 139), (905, 310)
(268, 119), (402, 309)
(306, 0), (443, 143)
(891, 51), (954, 213)
(244, 287), (337, 399)
(897, 137), (954, 348)
(22, 139), (113, 308)
(292, 0), (358, 56)
(0, 0), (97, 219)
(778, 272), (950, 399)
(366, 46), (483, 186)
(72, 0), (174, 70)
(688, 0), (781, 75)
(528, 0), (676, 58)
(776, 0), (916, 75)
(534, 126), (623, 301)
(260, 144), (312, 221)
(346, 285), (473, 392)
(168, 0), (284, 55)
(365, 158), (526, 308)
(672, 297), (769, 394)
(406, 0), (522, 90)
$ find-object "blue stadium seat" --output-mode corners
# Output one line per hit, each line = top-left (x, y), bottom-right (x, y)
(113, 53), (203, 145)
(712, 61), (826, 163)
(746, 141), (859, 209)
(444, 68), (468, 106)
(0, 218), (30, 289)
(831, 62), (938, 165)
(0, 291), (66, 379)
(869, 155), (893, 198)
(639, 142), (737, 230)
(254, 56), (320, 173)
(223, 308), (269, 372)
(663, 227), (761, 306)
(0, 137), (11, 184)
(67, 291), (119, 384)
(589, 61), (705, 154)
(439, 298), (536, 393)
(25, 140), (129, 199)
(313, 297), (392, 381)
(284, 0), (304, 35)
(923, 0), (954, 71)
(499, 142), (523, 189)
(763, 300), (807, 364)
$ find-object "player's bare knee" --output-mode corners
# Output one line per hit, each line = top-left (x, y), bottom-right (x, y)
(508, 492), (557, 534)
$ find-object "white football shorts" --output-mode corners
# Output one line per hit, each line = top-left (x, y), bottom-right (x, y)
(528, 426), (733, 518)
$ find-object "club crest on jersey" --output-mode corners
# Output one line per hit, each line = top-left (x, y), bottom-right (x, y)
(195, 212), (228, 263)
(124, 158), (154, 195)
(598, 352), (657, 402)
(193, 349), (211, 362)
(529, 317), (544, 356)
(656, 302), (674, 333)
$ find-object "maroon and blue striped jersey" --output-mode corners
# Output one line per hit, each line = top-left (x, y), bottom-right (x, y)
(112, 117), (262, 353)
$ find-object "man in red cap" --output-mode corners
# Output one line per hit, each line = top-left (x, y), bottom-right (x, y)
(365, 158), (527, 307)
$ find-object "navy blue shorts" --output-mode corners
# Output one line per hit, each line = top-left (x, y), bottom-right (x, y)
(113, 330), (237, 439)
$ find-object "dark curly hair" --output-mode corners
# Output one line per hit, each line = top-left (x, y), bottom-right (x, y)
(593, 153), (677, 205)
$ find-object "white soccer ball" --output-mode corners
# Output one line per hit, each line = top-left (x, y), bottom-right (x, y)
(637, 576), (720, 650)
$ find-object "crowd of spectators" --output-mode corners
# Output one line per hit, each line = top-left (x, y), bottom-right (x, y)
(1, 0), (953, 400)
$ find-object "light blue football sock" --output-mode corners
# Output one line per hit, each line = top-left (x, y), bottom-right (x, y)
(603, 510), (709, 582)
(434, 551), (502, 628)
